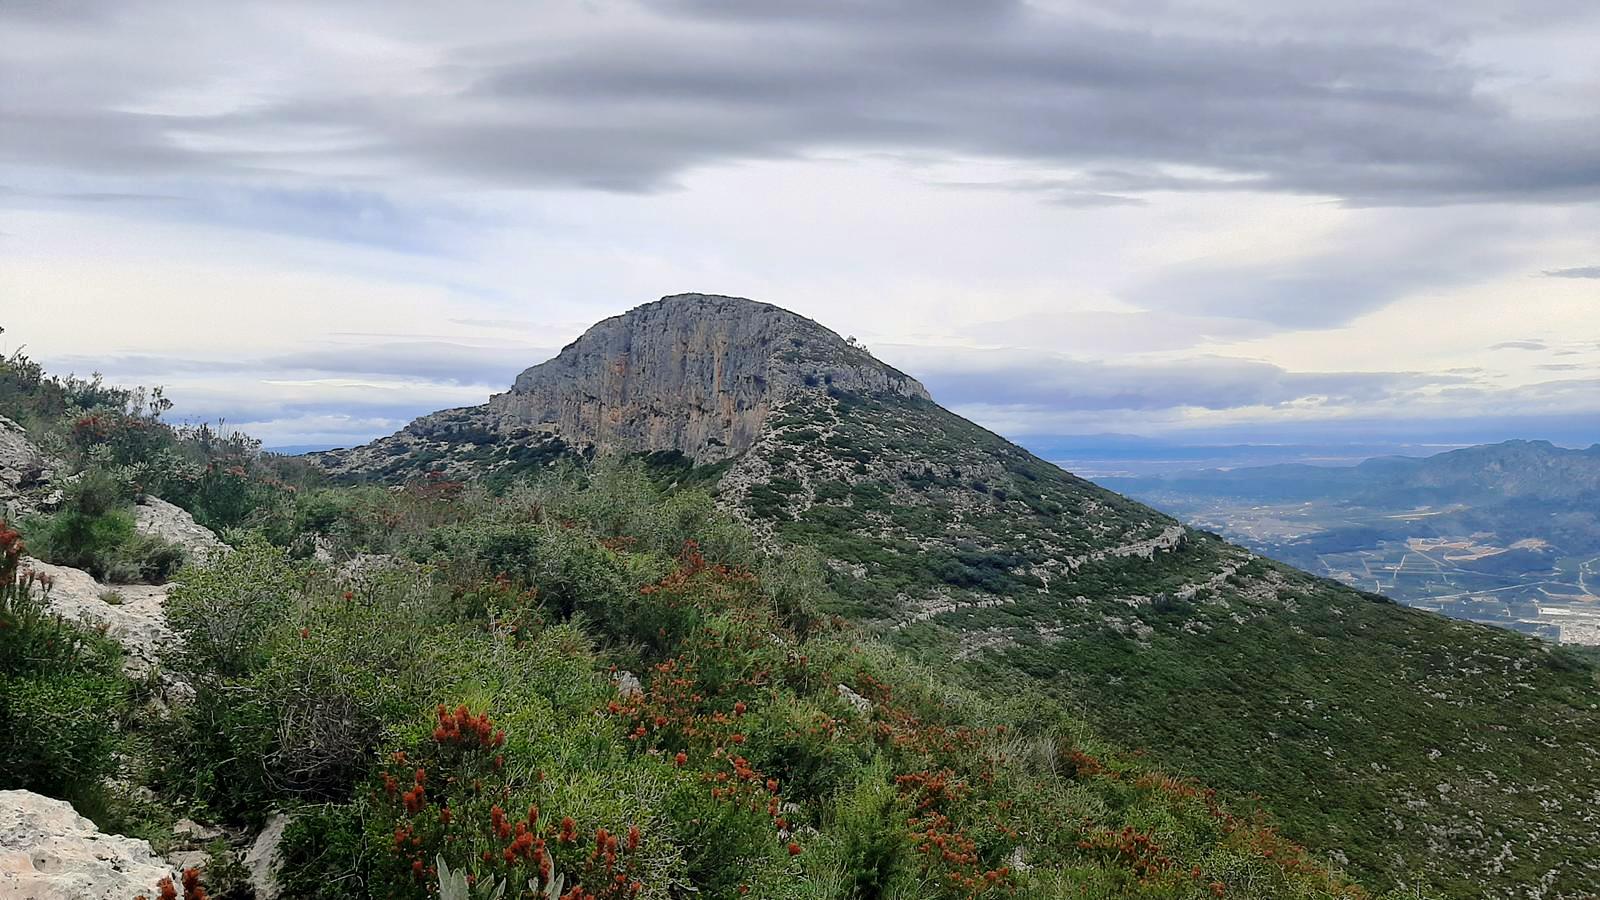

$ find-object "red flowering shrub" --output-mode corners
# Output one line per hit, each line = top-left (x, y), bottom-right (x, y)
(367, 703), (653, 899)
(0, 524), (23, 580)
(445, 572), (545, 634)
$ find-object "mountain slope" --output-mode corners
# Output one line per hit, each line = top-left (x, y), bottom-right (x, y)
(313, 294), (1600, 898)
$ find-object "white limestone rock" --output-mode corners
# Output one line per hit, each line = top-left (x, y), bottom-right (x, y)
(244, 813), (291, 900)
(615, 670), (643, 699)
(0, 789), (174, 900)
(837, 683), (872, 715)
(133, 496), (227, 561)
(0, 416), (56, 519)
(20, 557), (175, 676)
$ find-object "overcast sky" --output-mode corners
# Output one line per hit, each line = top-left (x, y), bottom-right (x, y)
(3, 0), (1599, 452)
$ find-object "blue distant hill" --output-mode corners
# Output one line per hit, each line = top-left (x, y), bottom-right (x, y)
(1097, 439), (1600, 644)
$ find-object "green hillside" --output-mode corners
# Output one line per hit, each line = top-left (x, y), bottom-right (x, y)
(710, 385), (1600, 897)
(1, 340), (1387, 897)
(301, 296), (1599, 897)
(10, 293), (1598, 898)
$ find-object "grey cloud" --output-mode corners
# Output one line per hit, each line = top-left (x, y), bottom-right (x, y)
(4, 1), (1598, 206)
(1122, 215), (1516, 328)
(167, 398), (441, 427)
(44, 341), (552, 390)
(1430, 377), (1600, 415)
(898, 347), (1466, 413)
(652, 0), (1021, 27)
(449, 317), (540, 330)
(935, 178), (1147, 207)
(1545, 266), (1600, 279)
(0, 184), (188, 205)
(1490, 340), (1549, 351)
(0, 177), (476, 255)
(39, 354), (254, 378)
(958, 370), (1600, 443)
(263, 342), (551, 385)
(961, 309), (1274, 354)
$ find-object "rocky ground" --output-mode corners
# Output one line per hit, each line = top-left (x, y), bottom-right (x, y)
(1, 423), (283, 899)
(0, 790), (174, 900)
(1, 415), (61, 520)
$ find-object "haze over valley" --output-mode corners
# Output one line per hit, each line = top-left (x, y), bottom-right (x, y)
(1102, 441), (1600, 645)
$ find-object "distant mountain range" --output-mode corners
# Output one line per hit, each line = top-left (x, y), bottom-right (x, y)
(1104, 439), (1600, 502)
(1101, 440), (1600, 644)
(1025, 434), (1480, 478)
(312, 295), (1600, 896)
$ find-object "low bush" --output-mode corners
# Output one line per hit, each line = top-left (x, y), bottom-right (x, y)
(0, 523), (132, 804)
(275, 804), (372, 898)
(21, 466), (189, 583)
(142, 465), (1404, 899)
(163, 537), (304, 678)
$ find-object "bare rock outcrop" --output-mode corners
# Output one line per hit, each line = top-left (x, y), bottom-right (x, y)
(133, 496), (227, 560)
(0, 416), (57, 518)
(244, 813), (291, 900)
(488, 294), (928, 462)
(0, 789), (174, 900)
(310, 294), (929, 475)
(20, 557), (174, 675)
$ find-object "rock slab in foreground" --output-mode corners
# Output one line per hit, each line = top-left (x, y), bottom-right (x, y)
(0, 790), (172, 900)
(243, 813), (291, 900)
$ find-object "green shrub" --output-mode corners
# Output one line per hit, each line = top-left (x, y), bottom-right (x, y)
(126, 532), (187, 583)
(364, 703), (682, 900)
(0, 524), (131, 802)
(165, 536), (303, 678)
(276, 804), (372, 899)
(253, 612), (414, 799)
(139, 463), (1386, 898)
(20, 467), (189, 584)
(0, 665), (127, 798)
(24, 504), (136, 579)
(160, 678), (277, 821)
(811, 760), (912, 899)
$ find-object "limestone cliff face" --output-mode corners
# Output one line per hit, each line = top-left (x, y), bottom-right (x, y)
(486, 294), (927, 462)
(308, 294), (929, 476)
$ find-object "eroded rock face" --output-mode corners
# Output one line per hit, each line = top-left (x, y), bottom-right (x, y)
(0, 416), (56, 518)
(488, 294), (928, 462)
(133, 496), (227, 560)
(20, 557), (175, 676)
(0, 789), (173, 900)
(309, 294), (929, 475)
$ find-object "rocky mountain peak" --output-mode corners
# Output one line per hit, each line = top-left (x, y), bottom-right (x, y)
(310, 294), (930, 475)
(485, 293), (927, 462)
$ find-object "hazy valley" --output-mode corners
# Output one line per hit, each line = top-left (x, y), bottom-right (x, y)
(1101, 441), (1600, 646)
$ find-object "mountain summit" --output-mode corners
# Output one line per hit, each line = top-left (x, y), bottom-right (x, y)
(500, 294), (928, 460)
(312, 294), (927, 477)
(312, 295), (1600, 897)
